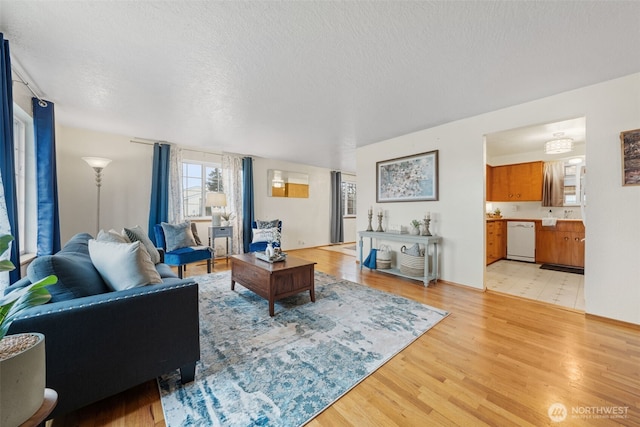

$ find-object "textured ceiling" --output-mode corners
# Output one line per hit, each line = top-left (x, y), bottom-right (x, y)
(1, 1), (639, 172)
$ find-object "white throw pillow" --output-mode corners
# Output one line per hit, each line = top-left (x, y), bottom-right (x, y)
(123, 225), (161, 264)
(252, 227), (278, 243)
(88, 240), (162, 291)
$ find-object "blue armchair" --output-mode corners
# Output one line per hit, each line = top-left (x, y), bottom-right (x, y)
(249, 220), (282, 252)
(154, 224), (212, 278)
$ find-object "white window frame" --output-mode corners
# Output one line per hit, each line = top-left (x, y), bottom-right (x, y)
(182, 161), (223, 219)
(342, 181), (356, 218)
(13, 105), (36, 257)
(563, 158), (584, 207)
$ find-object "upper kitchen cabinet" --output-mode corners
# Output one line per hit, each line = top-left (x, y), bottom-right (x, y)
(487, 161), (543, 202)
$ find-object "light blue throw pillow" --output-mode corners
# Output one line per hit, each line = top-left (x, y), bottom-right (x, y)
(123, 225), (161, 264)
(161, 221), (197, 252)
(88, 240), (162, 291)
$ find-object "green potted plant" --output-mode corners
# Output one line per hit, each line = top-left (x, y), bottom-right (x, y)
(0, 234), (56, 426)
(410, 219), (421, 235)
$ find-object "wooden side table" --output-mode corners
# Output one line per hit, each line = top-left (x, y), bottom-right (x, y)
(20, 388), (57, 427)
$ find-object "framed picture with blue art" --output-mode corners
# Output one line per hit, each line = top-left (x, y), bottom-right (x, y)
(376, 150), (439, 202)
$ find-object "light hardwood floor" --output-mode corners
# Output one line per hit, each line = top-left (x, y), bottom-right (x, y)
(50, 248), (640, 426)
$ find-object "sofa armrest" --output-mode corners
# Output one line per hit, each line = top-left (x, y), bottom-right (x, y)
(8, 280), (200, 418)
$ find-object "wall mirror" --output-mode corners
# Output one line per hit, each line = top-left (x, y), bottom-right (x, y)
(268, 170), (309, 198)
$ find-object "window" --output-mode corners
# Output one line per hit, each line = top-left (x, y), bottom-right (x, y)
(182, 162), (223, 218)
(13, 116), (26, 248)
(563, 158), (585, 206)
(12, 105), (36, 256)
(342, 181), (356, 217)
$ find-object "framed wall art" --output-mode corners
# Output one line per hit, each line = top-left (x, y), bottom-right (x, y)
(621, 128), (640, 186)
(376, 150), (439, 202)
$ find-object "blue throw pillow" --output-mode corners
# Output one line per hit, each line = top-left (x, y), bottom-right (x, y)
(27, 252), (110, 302)
(161, 222), (196, 252)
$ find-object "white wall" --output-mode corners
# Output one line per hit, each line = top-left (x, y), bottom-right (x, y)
(253, 158), (345, 250)
(358, 72), (640, 325)
(57, 126), (154, 243)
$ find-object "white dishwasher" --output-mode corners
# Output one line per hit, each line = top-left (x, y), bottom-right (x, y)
(506, 221), (535, 262)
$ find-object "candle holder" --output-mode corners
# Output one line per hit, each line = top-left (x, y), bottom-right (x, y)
(376, 212), (384, 232)
(422, 218), (432, 236)
(366, 211), (374, 231)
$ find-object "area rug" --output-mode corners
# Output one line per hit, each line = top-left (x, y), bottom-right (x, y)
(158, 270), (448, 426)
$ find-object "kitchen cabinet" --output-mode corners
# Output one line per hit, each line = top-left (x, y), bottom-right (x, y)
(535, 221), (585, 267)
(487, 161), (543, 202)
(486, 220), (506, 265)
(486, 164), (493, 201)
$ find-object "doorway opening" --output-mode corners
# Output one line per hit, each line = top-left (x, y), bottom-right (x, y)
(484, 117), (586, 311)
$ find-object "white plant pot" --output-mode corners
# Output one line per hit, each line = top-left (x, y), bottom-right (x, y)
(0, 333), (46, 427)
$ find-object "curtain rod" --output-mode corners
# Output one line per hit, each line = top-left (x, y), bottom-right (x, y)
(11, 63), (48, 107)
(130, 138), (224, 156)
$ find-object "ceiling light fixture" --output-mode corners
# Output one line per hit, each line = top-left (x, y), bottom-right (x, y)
(544, 133), (574, 154)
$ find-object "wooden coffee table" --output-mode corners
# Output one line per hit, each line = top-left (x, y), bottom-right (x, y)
(231, 253), (316, 316)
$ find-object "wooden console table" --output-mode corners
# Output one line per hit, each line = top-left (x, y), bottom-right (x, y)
(358, 231), (442, 287)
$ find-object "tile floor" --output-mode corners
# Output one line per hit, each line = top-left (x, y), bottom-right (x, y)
(486, 260), (585, 311)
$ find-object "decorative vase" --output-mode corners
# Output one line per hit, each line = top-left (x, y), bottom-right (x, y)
(410, 227), (420, 235)
(0, 332), (46, 426)
(265, 243), (275, 258)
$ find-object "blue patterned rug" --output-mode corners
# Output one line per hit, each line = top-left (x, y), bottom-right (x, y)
(158, 270), (448, 426)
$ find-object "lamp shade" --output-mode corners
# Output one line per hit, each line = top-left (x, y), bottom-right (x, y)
(206, 192), (227, 207)
(544, 138), (573, 154)
(82, 157), (112, 169)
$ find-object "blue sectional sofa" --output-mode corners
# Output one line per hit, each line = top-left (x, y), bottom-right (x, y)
(6, 233), (200, 419)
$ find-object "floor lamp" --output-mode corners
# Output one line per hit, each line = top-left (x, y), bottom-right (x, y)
(82, 157), (112, 235)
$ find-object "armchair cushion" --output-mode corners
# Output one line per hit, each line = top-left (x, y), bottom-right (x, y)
(88, 240), (162, 291)
(161, 222), (197, 252)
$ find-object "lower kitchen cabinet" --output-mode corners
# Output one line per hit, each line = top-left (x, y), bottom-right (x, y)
(535, 221), (585, 268)
(486, 220), (506, 265)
